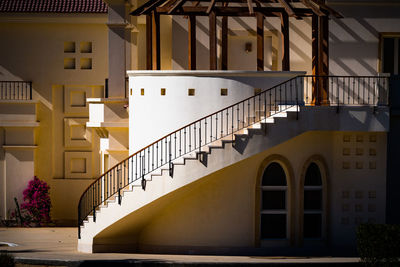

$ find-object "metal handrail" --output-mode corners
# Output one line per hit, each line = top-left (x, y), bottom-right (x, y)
(77, 75), (389, 238)
(0, 81), (32, 100)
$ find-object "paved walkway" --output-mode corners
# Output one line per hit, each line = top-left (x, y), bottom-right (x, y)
(0, 228), (360, 266)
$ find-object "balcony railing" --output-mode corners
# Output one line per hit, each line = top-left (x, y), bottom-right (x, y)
(0, 81), (32, 100)
(78, 75), (389, 239)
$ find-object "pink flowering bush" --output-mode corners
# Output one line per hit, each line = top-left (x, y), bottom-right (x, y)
(19, 176), (51, 226)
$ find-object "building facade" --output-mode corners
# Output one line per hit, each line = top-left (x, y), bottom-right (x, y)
(1, 0), (399, 255)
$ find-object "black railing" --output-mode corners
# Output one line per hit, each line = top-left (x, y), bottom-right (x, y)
(77, 75), (389, 238)
(0, 81), (32, 100)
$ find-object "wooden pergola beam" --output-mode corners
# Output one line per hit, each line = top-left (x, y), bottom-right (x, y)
(206, 0), (216, 14)
(257, 12), (264, 71)
(131, 0), (160, 15)
(247, 0), (254, 14)
(281, 12), (290, 71)
(276, 0), (295, 17)
(152, 11), (161, 70)
(221, 16), (228, 70)
(311, 0), (343, 18)
(209, 11), (217, 70)
(299, 0), (325, 16)
(188, 15), (196, 70)
(168, 0), (186, 14)
(155, 6), (314, 17)
(146, 14), (153, 70)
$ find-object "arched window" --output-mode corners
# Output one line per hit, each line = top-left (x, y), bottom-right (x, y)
(261, 162), (287, 239)
(303, 162), (323, 239)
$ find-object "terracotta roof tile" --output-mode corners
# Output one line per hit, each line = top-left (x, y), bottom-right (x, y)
(0, 0), (108, 13)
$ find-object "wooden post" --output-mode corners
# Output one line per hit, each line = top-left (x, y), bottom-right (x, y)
(209, 11), (217, 70)
(312, 14), (319, 105)
(188, 15), (196, 70)
(281, 12), (290, 71)
(319, 15), (329, 105)
(152, 11), (161, 70)
(221, 16), (228, 70)
(146, 14), (152, 70)
(257, 12), (264, 71)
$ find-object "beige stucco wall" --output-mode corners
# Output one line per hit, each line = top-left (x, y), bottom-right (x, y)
(94, 131), (386, 253)
(0, 14), (108, 224)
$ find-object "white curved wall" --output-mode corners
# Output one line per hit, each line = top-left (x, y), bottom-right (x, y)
(127, 71), (304, 154)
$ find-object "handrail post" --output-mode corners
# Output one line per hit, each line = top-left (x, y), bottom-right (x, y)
(117, 168), (121, 205)
(30, 82), (32, 100)
(93, 186), (96, 222)
(78, 206), (81, 239)
(169, 140), (173, 177)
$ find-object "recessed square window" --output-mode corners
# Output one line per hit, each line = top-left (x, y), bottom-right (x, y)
(369, 161), (377, 169)
(64, 58), (76, 69)
(343, 135), (351, 142)
(341, 217), (349, 225)
(64, 42), (75, 53)
(342, 191), (350, 199)
(141, 88), (145, 96)
(80, 42), (92, 53)
(356, 135), (363, 142)
(368, 191), (376, 199)
(356, 162), (363, 169)
(355, 204), (363, 212)
(369, 135), (377, 142)
(342, 162), (350, 169)
(355, 191), (364, 199)
(368, 204), (376, 212)
(342, 148), (350, 156)
(356, 148), (363, 156)
(254, 88), (262, 95)
(369, 148), (376, 156)
(342, 203), (350, 212)
(80, 58), (92, 70)
(161, 88), (166, 95)
(188, 88), (195, 96)
(221, 88), (228, 96)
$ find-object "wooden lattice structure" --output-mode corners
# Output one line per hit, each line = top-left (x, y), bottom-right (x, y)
(131, 0), (343, 104)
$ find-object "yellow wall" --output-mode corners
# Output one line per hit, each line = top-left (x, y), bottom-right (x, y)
(95, 131), (386, 252)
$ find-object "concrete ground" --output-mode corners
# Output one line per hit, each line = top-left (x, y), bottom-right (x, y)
(0, 227), (360, 266)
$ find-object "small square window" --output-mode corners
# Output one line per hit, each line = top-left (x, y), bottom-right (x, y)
(80, 58), (92, 70)
(356, 148), (363, 156)
(342, 191), (350, 199)
(188, 88), (195, 96)
(356, 135), (363, 142)
(369, 148), (376, 156)
(161, 88), (166, 95)
(343, 135), (351, 142)
(369, 161), (377, 169)
(342, 203), (350, 212)
(141, 88), (145, 96)
(368, 204), (376, 212)
(64, 58), (75, 69)
(355, 204), (363, 212)
(355, 217), (363, 225)
(64, 42), (75, 53)
(369, 135), (377, 142)
(368, 191), (376, 199)
(80, 42), (92, 53)
(342, 148), (351, 156)
(342, 162), (350, 169)
(355, 191), (364, 199)
(341, 217), (349, 225)
(221, 88), (228, 96)
(356, 162), (363, 169)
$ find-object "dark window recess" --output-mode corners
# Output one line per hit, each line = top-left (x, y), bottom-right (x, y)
(304, 190), (322, 210)
(383, 38), (394, 75)
(262, 163), (286, 186)
(261, 214), (287, 239)
(262, 190), (286, 210)
(304, 163), (322, 186)
(304, 214), (322, 238)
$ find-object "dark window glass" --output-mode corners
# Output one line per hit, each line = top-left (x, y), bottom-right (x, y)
(262, 162), (286, 186)
(304, 190), (322, 210)
(383, 38), (394, 75)
(262, 190), (286, 210)
(304, 163), (322, 186)
(304, 214), (322, 238)
(261, 214), (286, 238)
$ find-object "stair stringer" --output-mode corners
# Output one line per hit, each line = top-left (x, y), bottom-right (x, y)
(78, 105), (389, 253)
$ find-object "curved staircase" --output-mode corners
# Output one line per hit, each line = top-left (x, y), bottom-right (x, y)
(77, 75), (388, 253)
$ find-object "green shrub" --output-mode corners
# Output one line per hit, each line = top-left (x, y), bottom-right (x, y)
(0, 252), (14, 267)
(357, 223), (400, 266)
